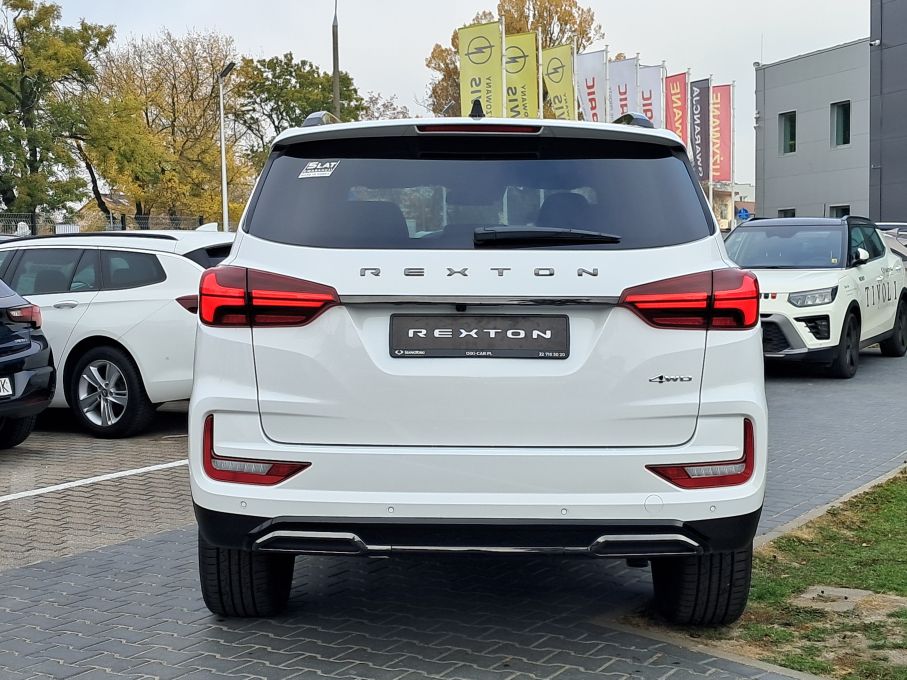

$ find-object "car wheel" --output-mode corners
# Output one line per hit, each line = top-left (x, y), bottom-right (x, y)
(69, 346), (156, 438)
(0, 415), (37, 450)
(828, 313), (860, 379)
(651, 545), (753, 626)
(198, 532), (294, 617)
(880, 298), (907, 357)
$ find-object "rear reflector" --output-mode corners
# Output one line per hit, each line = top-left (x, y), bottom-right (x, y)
(416, 124), (542, 134)
(619, 269), (759, 330)
(8, 304), (42, 328)
(202, 415), (310, 485)
(176, 295), (198, 314)
(199, 266), (339, 327)
(646, 419), (755, 489)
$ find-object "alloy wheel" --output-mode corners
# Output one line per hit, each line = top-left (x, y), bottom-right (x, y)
(77, 360), (128, 427)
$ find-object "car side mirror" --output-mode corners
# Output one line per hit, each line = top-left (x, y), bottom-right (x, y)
(852, 247), (870, 266)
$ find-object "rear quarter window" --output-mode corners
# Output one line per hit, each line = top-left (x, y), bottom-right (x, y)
(101, 250), (166, 290)
(246, 135), (712, 250)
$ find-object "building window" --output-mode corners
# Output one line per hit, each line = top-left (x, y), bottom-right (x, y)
(779, 111), (797, 154)
(831, 101), (851, 147)
(829, 205), (850, 218)
(778, 208), (796, 218)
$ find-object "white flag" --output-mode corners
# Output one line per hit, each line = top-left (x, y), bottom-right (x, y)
(608, 57), (638, 120)
(638, 65), (665, 127)
(575, 51), (608, 122)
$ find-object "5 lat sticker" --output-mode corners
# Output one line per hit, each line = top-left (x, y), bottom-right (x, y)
(298, 160), (340, 178)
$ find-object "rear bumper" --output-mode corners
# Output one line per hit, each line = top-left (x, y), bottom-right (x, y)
(195, 504), (762, 557)
(0, 342), (55, 419)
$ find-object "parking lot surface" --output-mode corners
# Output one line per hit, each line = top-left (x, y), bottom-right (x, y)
(1, 354), (905, 679)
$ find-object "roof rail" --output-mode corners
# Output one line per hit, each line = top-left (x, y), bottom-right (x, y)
(302, 111), (342, 127)
(11, 232), (178, 243)
(612, 112), (655, 129)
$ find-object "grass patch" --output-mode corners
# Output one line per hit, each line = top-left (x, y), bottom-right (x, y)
(667, 470), (907, 679)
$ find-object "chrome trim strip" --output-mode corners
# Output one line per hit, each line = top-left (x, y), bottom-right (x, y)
(340, 295), (620, 306)
(591, 533), (700, 548)
(254, 530), (367, 554)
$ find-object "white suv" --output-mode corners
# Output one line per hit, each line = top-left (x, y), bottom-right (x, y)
(190, 116), (767, 626)
(0, 231), (233, 436)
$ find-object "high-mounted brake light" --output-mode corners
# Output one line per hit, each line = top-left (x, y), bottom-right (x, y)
(199, 266), (339, 327)
(416, 124), (541, 134)
(8, 304), (41, 328)
(202, 415), (310, 485)
(646, 419), (755, 489)
(619, 269), (759, 330)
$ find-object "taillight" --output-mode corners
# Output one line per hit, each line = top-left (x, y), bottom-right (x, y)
(198, 266), (339, 327)
(176, 295), (198, 314)
(619, 269), (759, 330)
(8, 304), (41, 328)
(647, 419), (755, 489)
(202, 415), (310, 485)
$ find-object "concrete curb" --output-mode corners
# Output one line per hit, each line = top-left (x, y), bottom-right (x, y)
(597, 619), (827, 680)
(756, 461), (907, 547)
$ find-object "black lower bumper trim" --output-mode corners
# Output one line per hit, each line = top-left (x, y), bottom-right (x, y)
(194, 505), (761, 557)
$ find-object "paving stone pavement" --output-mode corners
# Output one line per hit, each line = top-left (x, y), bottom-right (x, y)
(3, 353), (907, 679)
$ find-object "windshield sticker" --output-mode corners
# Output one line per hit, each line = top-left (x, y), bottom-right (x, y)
(298, 160), (340, 178)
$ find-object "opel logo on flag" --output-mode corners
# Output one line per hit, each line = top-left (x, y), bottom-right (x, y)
(504, 45), (528, 74)
(545, 57), (566, 83)
(466, 35), (494, 65)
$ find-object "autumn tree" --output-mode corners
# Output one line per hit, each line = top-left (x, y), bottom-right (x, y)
(80, 30), (248, 227)
(361, 92), (411, 121)
(0, 0), (112, 229)
(425, 0), (602, 116)
(232, 53), (364, 165)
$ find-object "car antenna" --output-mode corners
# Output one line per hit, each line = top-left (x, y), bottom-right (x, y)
(469, 98), (485, 119)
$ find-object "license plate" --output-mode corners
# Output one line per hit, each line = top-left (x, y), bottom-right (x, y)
(390, 315), (569, 359)
(0, 377), (12, 396)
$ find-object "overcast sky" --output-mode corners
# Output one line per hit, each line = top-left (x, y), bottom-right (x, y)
(62, 0), (869, 184)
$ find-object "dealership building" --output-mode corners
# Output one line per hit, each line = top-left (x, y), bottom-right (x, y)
(755, 1), (907, 222)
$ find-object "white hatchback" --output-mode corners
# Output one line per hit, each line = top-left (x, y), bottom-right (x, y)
(0, 231), (233, 437)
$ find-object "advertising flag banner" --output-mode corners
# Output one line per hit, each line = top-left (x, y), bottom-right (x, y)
(711, 84), (732, 182)
(689, 78), (711, 182)
(665, 72), (689, 142)
(504, 32), (539, 118)
(576, 50), (607, 122)
(608, 57), (638, 119)
(458, 21), (504, 117)
(542, 44), (576, 119)
(638, 65), (664, 127)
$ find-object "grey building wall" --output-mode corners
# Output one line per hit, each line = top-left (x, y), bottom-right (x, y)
(870, 0), (907, 221)
(755, 39), (870, 219)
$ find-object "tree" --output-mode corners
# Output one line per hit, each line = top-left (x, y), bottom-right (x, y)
(232, 53), (364, 165)
(361, 92), (411, 121)
(80, 30), (249, 227)
(425, 0), (603, 116)
(0, 0), (113, 227)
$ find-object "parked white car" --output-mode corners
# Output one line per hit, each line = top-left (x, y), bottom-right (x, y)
(725, 217), (907, 377)
(0, 231), (233, 437)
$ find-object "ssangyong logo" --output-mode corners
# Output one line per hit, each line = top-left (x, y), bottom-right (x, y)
(466, 35), (494, 65)
(504, 45), (528, 74)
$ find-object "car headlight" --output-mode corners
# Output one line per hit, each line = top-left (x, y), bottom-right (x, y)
(788, 286), (838, 307)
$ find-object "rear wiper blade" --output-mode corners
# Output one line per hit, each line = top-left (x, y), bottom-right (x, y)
(474, 226), (621, 248)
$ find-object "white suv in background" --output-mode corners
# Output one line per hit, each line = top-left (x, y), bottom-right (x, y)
(0, 231), (233, 437)
(190, 115), (766, 626)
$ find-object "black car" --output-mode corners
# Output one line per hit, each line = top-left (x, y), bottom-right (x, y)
(0, 279), (54, 449)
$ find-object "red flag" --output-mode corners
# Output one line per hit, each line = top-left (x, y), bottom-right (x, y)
(711, 85), (732, 182)
(665, 73), (688, 142)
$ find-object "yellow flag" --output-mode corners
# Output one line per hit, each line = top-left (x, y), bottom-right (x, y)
(458, 21), (504, 117)
(542, 44), (576, 120)
(504, 32), (539, 118)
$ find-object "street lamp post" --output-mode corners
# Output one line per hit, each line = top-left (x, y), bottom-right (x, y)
(332, 0), (340, 118)
(218, 61), (236, 232)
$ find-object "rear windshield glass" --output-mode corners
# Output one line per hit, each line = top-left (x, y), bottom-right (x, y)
(725, 225), (846, 269)
(246, 137), (711, 250)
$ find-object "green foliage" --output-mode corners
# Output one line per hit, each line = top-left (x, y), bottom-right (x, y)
(0, 0), (112, 215)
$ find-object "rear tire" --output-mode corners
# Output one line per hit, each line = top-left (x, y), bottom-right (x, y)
(651, 545), (753, 626)
(880, 298), (907, 357)
(198, 532), (294, 617)
(828, 313), (860, 378)
(0, 415), (36, 450)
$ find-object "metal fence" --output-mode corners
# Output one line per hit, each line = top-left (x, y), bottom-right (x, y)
(0, 213), (212, 236)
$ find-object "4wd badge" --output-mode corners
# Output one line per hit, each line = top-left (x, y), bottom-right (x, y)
(648, 375), (693, 384)
(298, 160), (340, 179)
